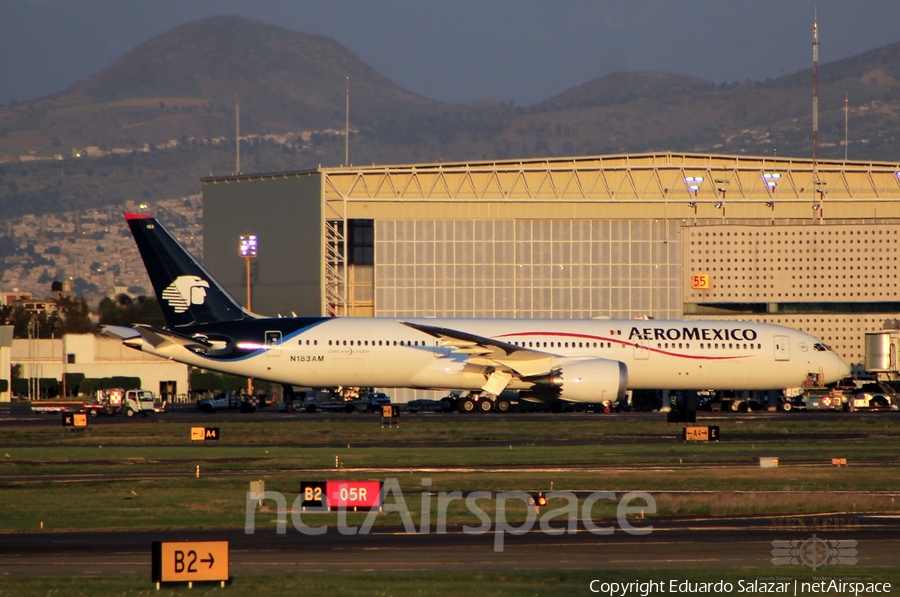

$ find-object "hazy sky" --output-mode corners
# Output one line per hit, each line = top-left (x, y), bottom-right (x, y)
(2, 0), (899, 106)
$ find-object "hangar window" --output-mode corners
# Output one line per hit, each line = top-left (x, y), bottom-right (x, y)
(348, 219), (374, 265)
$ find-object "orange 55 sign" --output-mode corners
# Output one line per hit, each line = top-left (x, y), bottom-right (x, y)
(691, 274), (710, 289)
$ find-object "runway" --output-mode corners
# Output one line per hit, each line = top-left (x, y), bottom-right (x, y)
(1, 515), (898, 576)
(3, 404), (900, 579)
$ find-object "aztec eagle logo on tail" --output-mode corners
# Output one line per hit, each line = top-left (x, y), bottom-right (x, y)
(161, 275), (210, 313)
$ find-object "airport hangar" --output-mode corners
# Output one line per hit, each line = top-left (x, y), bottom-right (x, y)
(201, 151), (900, 401)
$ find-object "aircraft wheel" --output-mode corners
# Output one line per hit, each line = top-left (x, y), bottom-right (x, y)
(781, 402), (792, 412)
(440, 397), (456, 413)
(495, 399), (511, 413)
(457, 397), (475, 413)
(477, 399), (493, 413)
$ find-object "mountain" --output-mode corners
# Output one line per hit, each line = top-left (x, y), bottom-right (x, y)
(0, 16), (437, 159)
(1, 16), (900, 224)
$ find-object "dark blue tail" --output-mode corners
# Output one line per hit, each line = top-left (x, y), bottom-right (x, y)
(125, 213), (249, 329)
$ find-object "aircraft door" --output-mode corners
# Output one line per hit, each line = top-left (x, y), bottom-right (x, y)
(265, 331), (282, 357)
(633, 339), (650, 360)
(774, 335), (790, 361)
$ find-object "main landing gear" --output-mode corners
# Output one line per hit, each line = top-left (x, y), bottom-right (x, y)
(445, 393), (511, 414)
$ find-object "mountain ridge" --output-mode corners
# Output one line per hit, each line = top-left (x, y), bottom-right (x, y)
(0, 15), (899, 224)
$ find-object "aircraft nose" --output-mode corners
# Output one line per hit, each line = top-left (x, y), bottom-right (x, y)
(835, 354), (851, 381)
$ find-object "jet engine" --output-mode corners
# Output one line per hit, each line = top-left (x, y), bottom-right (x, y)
(537, 358), (628, 403)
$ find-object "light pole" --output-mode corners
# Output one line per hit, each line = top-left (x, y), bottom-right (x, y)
(239, 234), (258, 395)
(239, 235), (258, 310)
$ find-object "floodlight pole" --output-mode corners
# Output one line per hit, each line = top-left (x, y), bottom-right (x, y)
(239, 235), (258, 395)
(245, 255), (252, 311)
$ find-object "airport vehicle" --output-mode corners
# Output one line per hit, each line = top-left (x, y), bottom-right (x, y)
(196, 391), (240, 413)
(309, 391), (391, 413)
(82, 388), (156, 417)
(105, 213), (850, 413)
(122, 389), (156, 417)
(847, 392), (892, 411)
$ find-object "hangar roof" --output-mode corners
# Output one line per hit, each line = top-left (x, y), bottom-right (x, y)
(202, 152), (900, 221)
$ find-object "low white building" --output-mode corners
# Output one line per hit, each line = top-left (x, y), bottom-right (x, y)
(11, 334), (188, 400)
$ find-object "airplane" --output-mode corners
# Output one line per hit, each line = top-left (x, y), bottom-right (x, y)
(106, 212), (851, 413)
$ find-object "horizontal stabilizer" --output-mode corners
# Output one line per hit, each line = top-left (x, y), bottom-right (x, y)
(131, 325), (213, 350)
(100, 325), (141, 340)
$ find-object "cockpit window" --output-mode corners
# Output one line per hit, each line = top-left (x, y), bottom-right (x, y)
(813, 343), (831, 352)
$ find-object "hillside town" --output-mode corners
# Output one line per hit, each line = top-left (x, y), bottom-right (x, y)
(0, 196), (203, 304)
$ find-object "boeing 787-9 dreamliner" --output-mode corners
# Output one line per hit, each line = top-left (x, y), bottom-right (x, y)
(106, 213), (850, 412)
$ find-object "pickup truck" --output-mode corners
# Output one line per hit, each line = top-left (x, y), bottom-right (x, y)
(197, 391), (240, 413)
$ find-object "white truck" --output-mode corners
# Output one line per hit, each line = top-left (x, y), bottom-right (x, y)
(82, 388), (156, 417)
(197, 391), (240, 413)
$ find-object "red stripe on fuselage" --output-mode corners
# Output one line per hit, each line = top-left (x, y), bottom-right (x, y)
(496, 331), (749, 361)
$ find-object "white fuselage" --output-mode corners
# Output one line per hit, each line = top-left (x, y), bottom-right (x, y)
(138, 317), (849, 396)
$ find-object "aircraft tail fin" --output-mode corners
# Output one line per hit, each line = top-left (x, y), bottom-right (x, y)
(124, 212), (251, 328)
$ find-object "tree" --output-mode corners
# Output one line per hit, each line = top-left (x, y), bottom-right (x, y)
(98, 295), (164, 327)
(54, 297), (96, 335)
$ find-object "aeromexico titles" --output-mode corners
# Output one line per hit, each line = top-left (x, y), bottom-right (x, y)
(105, 213), (850, 409)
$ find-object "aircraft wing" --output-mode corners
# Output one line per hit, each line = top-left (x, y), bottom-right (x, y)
(401, 321), (555, 378)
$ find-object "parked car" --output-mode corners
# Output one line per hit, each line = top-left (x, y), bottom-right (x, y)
(405, 399), (442, 413)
